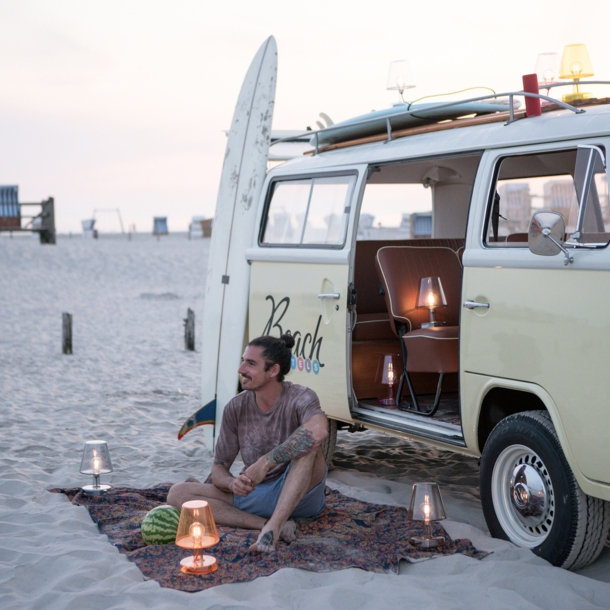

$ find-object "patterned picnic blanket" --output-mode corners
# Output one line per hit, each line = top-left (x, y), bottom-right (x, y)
(50, 484), (487, 592)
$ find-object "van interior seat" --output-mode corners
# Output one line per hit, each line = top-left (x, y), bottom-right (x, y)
(352, 239), (464, 341)
(374, 245), (462, 413)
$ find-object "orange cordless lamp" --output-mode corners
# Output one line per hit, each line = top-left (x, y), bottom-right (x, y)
(175, 500), (220, 574)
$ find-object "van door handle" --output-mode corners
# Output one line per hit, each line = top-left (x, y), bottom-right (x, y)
(318, 293), (340, 300)
(463, 300), (490, 310)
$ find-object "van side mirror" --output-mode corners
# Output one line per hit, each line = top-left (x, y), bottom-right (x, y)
(528, 210), (574, 266)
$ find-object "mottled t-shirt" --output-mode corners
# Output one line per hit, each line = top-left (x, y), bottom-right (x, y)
(214, 381), (325, 483)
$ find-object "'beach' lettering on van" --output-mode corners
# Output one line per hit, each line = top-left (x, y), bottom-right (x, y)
(262, 295), (325, 368)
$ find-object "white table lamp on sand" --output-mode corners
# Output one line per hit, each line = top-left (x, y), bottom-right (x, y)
(80, 440), (113, 496)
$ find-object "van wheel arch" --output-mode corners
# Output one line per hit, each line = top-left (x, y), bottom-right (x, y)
(477, 387), (546, 453)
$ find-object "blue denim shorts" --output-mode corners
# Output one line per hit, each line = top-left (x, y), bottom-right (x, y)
(233, 466), (327, 519)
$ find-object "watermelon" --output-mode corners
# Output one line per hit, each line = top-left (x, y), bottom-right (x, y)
(141, 505), (181, 545)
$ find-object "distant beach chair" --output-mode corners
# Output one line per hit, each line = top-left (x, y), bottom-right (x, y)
(0, 186), (20, 229)
(153, 217), (168, 236)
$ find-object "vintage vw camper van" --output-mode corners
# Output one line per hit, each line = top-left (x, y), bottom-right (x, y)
(237, 92), (610, 570)
(188, 40), (610, 572)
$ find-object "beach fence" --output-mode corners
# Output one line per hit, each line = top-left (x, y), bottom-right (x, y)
(0, 186), (56, 244)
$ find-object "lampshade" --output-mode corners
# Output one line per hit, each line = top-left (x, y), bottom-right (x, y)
(559, 44), (594, 80)
(375, 353), (400, 386)
(416, 277), (447, 310)
(80, 440), (113, 475)
(407, 482), (447, 521)
(407, 482), (447, 548)
(535, 52), (560, 85)
(386, 60), (415, 94)
(175, 500), (220, 574)
(80, 440), (113, 496)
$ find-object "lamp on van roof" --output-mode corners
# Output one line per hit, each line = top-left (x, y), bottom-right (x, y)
(535, 52), (560, 96)
(407, 482), (447, 548)
(559, 44), (594, 102)
(417, 277), (447, 328)
(386, 60), (415, 103)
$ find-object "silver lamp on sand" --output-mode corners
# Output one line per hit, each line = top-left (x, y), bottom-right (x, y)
(80, 440), (113, 495)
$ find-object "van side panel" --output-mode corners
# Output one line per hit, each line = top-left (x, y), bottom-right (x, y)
(461, 265), (610, 488)
(249, 261), (352, 422)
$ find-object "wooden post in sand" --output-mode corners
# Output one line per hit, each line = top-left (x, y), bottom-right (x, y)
(62, 312), (73, 355)
(184, 308), (195, 351)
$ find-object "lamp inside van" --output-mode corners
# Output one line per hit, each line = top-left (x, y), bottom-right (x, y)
(417, 277), (447, 328)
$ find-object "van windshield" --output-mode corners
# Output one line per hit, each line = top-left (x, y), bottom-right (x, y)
(485, 148), (610, 247)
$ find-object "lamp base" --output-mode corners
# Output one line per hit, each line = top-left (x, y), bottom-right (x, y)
(179, 554), (218, 574)
(377, 397), (396, 407)
(409, 535), (445, 548)
(82, 484), (111, 496)
(420, 321), (446, 329)
(562, 91), (591, 103)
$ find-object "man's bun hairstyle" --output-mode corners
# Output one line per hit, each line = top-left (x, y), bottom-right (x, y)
(281, 333), (295, 350)
(248, 334), (295, 382)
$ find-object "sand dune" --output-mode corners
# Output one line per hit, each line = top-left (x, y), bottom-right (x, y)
(1, 234), (608, 609)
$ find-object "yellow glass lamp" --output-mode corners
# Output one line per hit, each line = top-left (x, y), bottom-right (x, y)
(175, 500), (220, 574)
(559, 44), (594, 102)
(80, 440), (113, 496)
(417, 277), (447, 328)
(407, 482), (447, 548)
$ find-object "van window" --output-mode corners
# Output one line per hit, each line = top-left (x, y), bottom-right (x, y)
(261, 174), (356, 247)
(485, 148), (610, 247)
(358, 154), (481, 241)
(358, 183), (433, 240)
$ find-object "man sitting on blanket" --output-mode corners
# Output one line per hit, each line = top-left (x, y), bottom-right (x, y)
(167, 334), (329, 554)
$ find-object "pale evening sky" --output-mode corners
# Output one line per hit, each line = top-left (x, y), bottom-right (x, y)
(0, 0), (607, 233)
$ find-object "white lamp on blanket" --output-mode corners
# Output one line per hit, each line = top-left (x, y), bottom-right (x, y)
(80, 440), (113, 496)
(407, 482), (447, 548)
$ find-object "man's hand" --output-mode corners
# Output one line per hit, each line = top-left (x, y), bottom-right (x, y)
(231, 473), (255, 497)
(243, 455), (272, 487)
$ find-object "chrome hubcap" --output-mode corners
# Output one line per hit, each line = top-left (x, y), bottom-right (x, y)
(491, 445), (555, 548)
(510, 463), (547, 527)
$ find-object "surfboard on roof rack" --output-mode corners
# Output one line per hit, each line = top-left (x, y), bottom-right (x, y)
(312, 100), (518, 147)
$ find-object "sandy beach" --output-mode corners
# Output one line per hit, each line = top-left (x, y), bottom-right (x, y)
(1, 233), (609, 609)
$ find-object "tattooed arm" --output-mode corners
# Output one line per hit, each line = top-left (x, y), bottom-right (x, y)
(243, 413), (328, 486)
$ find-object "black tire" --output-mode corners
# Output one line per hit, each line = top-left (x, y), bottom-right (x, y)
(321, 418), (338, 467)
(480, 410), (610, 570)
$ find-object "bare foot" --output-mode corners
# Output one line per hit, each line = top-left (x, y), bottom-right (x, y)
(280, 520), (297, 543)
(249, 523), (277, 553)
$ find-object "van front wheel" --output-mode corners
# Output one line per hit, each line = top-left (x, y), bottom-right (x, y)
(480, 410), (610, 570)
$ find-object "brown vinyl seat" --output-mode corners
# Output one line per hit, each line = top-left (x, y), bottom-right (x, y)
(375, 246), (462, 415)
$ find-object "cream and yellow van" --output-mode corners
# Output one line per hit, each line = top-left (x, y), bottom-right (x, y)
(240, 91), (610, 570)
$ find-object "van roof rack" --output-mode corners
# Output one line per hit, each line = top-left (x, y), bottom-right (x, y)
(269, 81), (610, 156)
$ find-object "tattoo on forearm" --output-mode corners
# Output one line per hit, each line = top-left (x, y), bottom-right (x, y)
(267, 427), (316, 465)
(213, 459), (231, 468)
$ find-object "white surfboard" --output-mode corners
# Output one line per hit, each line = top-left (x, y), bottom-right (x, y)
(178, 37), (277, 447)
